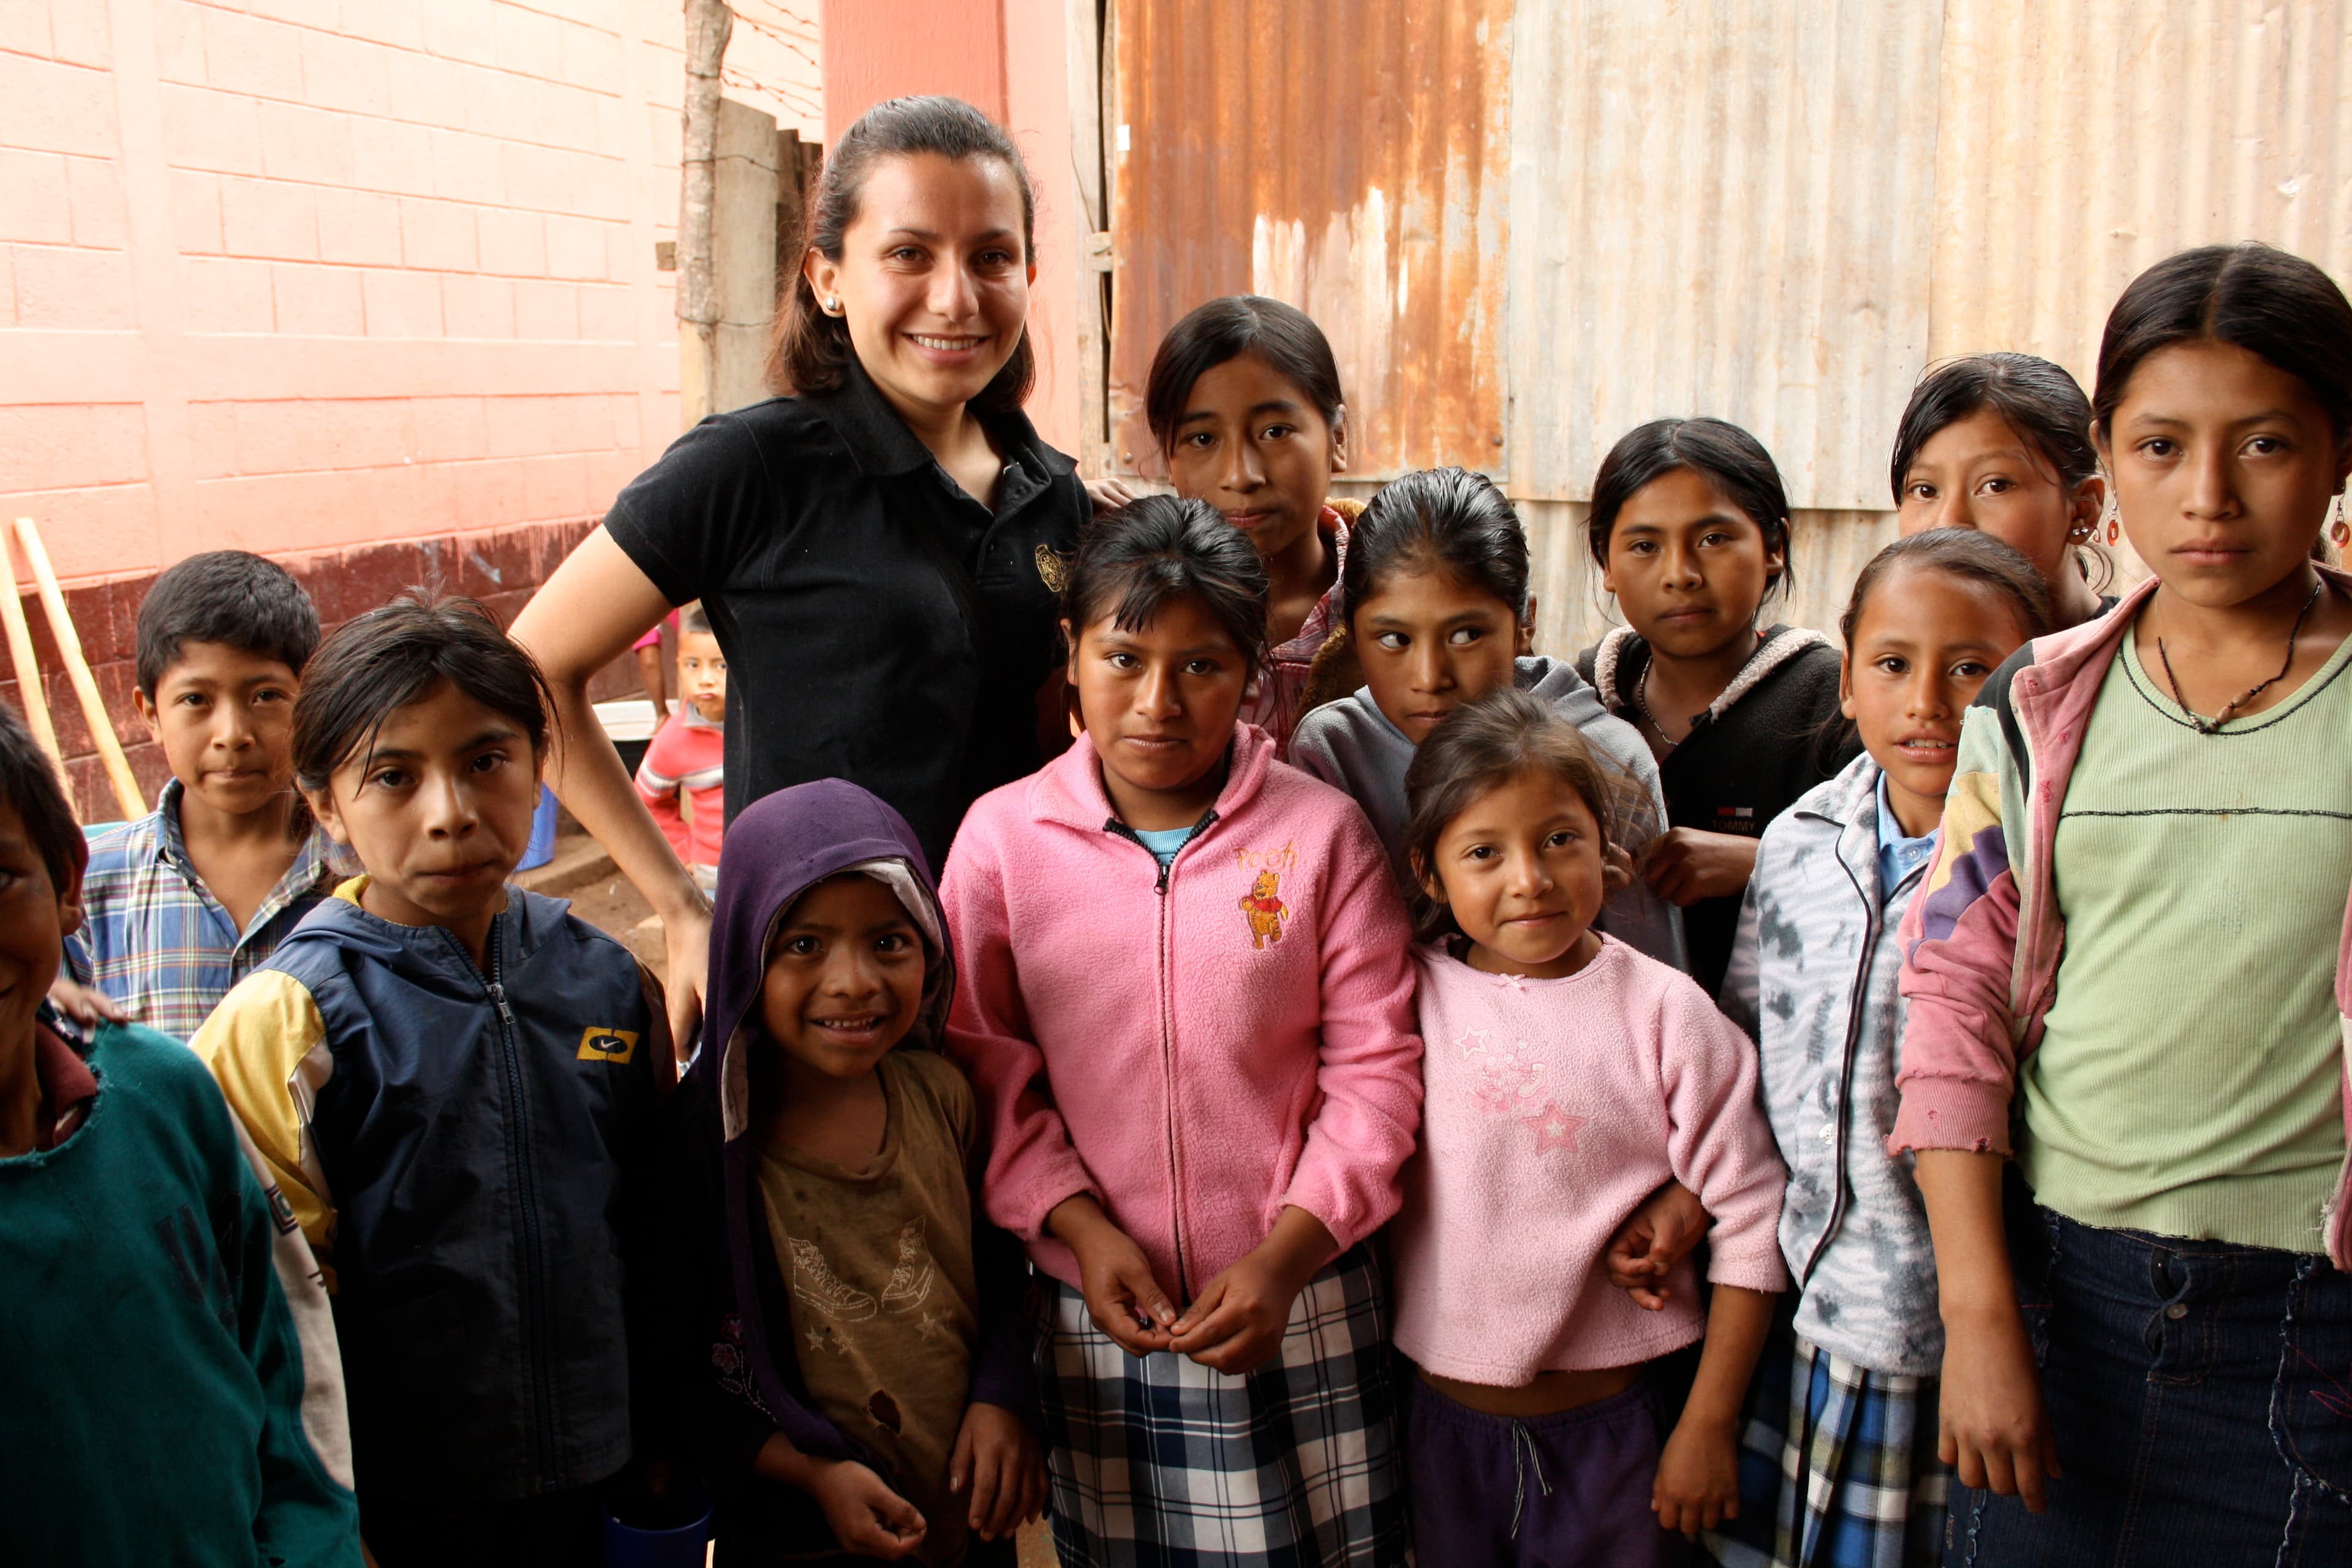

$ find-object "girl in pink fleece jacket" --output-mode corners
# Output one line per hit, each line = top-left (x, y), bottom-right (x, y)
(1389, 688), (1787, 1567)
(943, 496), (1422, 1567)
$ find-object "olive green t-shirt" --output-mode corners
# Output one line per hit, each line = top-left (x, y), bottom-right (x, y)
(2022, 627), (2352, 1253)
(758, 1049), (984, 1566)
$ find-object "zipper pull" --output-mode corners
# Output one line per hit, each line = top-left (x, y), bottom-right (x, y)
(486, 979), (516, 1027)
(1155, 861), (1170, 895)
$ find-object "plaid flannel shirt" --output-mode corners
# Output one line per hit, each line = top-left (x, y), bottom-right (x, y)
(64, 779), (341, 1040)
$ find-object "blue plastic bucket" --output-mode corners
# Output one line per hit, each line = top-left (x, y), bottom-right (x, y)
(518, 783), (558, 871)
(601, 1476), (711, 1568)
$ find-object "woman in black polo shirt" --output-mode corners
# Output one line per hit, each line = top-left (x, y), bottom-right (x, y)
(512, 96), (1088, 1037)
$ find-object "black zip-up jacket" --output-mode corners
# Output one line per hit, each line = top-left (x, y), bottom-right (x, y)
(213, 883), (668, 1503)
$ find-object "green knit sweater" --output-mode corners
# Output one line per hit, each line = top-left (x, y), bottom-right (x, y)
(0, 1021), (361, 1565)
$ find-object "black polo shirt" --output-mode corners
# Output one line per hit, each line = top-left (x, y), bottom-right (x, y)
(605, 361), (1087, 870)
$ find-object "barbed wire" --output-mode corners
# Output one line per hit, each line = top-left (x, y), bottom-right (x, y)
(730, 7), (819, 70)
(731, 2), (819, 47)
(721, 62), (822, 118)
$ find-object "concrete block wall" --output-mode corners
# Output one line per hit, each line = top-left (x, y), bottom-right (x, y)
(0, 0), (821, 821)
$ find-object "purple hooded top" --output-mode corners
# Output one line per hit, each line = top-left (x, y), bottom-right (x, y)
(655, 780), (1033, 1534)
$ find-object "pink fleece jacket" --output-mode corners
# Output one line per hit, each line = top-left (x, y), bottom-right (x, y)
(1392, 938), (1788, 1382)
(942, 723), (1425, 1298)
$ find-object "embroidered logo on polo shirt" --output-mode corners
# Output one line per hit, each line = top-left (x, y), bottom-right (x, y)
(1035, 543), (1069, 594)
(576, 1026), (639, 1064)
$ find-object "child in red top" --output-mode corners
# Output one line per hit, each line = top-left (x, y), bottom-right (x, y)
(635, 603), (726, 886)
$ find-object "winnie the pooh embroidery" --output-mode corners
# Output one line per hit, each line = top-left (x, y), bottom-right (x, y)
(1239, 870), (1289, 949)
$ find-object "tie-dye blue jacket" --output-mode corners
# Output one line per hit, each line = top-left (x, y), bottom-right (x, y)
(1723, 752), (1940, 1374)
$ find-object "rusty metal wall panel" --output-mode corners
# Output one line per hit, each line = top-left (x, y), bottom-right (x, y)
(1503, 0), (1943, 512)
(1106, 0), (2341, 642)
(1104, 0), (1513, 479)
(1927, 1), (2352, 390)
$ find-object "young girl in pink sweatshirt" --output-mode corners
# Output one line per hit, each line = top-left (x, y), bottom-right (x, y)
(1390, 688), (1787, 1566)
(943, 495), (1423, 1566)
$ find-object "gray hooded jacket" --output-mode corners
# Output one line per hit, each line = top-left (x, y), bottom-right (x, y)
(1721, 752), (1940, 1375)
(1289, 654), (1686, 970)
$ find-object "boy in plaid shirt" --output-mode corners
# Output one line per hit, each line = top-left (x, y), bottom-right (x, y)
(59, 552), (338, 1038)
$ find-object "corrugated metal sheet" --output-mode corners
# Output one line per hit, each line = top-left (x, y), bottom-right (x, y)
(1107, 0), (2348, 632)
(1104, 0), (1513, 478)
(1926, 1), (2352, 390)
(1503, 0), (1942, 511)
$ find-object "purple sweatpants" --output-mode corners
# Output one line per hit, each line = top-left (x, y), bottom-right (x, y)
(1403, 1371), (1683, 1567)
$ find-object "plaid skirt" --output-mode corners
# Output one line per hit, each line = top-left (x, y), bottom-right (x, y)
(1035, 1243), (1411, 1567)
(1706, 1328), (1947, 1568)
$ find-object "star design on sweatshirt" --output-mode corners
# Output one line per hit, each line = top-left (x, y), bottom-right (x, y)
(806, 1325), (828, 1354)
(916, 1311), (946, 1341)
(1523, 1101), (1587, 1153)
(1461, 1030), (1546, 1116)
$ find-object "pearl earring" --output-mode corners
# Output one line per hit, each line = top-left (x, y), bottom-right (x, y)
(826, 297), (840, 314)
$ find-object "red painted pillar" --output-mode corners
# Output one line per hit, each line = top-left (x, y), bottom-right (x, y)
(820, 0), (1007, 143)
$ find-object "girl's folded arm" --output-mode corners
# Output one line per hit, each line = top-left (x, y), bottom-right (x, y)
(1891, 709), (2028, 1158)
(1279, 825), (1426, 1251)
(939, 838), (1099, 1238)
(1657, 984), (1789, 1292)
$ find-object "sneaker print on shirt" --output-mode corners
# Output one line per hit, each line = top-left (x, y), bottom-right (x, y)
(879, 1216), (935, 1313)
(790, 1238), (877, 1321)
(788, 1218), (937, 1327)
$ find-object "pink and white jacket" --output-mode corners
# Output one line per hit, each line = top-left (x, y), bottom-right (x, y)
(1892, 567), (2352, 1268)
(942, 723), (1425, 1298)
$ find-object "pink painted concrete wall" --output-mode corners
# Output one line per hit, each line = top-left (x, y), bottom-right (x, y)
(0, 0), (821, 818)
(0, 0), (823, 590)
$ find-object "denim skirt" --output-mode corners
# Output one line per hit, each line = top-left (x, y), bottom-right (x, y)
(1945, 1197), (2352, 1566)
